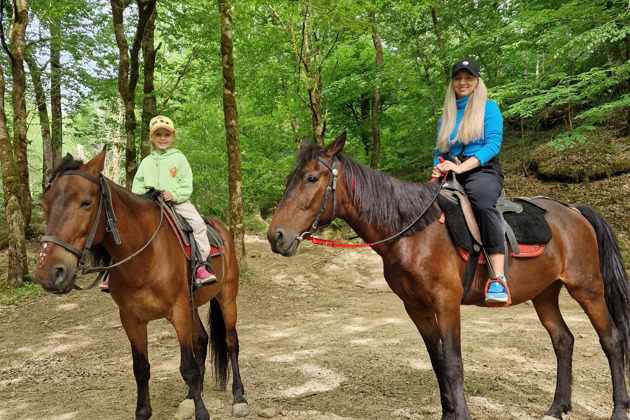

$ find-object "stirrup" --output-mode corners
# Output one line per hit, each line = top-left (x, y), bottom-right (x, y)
(484, 277), (512, 308)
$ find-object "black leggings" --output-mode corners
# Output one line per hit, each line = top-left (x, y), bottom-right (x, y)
(456, 157), (504, 255)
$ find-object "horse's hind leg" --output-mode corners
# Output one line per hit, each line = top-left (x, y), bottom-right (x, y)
(566, 282), (630, 419)
(172, 307), (210, 420)
(531, 282), (574, 419)
(119, 312), (152, 420)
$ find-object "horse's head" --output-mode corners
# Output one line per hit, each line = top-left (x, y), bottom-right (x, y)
(36, 148), (107, 293)
(267, 131), (346, 256)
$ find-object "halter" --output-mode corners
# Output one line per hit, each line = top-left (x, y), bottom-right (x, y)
(41, 170), (165, 289)
(297, 156), (339, 242)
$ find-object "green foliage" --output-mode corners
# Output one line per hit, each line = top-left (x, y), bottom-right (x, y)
(10, 0), (630, 230)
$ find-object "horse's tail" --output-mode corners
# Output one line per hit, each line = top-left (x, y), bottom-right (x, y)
(209, 297), (229, 390)
(575, 204), (630, 375)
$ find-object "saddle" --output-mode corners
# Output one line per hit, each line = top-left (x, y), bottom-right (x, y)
(437, 174), (552, 304)
(162, 201), (224, 259)
(140, 189), (223, 293)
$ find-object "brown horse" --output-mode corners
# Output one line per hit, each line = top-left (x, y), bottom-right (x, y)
(35, 149), (248, 420)
(267, 132), (630, 420)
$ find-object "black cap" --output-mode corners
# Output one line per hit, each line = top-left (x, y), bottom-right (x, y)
(451, 59), (481, 78)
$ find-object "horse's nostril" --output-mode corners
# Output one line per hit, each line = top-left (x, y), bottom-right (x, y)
(275, 230), (283, 242)
(53, 266), (66, 284)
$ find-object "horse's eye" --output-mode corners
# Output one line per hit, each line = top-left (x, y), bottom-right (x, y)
(305, 175), (318, 184)
(80, 199), (93, 208)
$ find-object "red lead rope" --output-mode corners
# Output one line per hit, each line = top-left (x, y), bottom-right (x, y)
(306, 236), (375, 248)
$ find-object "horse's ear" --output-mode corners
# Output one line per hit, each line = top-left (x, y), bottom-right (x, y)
(84, 146), (106, 174)
(323, 131), (346, 157)
(299, 136), (310, 152)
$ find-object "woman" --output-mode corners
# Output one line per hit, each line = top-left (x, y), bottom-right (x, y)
(432, 59), (508, 304)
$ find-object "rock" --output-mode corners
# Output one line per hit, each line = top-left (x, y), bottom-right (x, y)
(258, 407), (277, 418)
(173, 399), (195, 420)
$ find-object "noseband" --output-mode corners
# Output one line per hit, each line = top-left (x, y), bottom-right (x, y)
(41, 171), (121, 270)
(297, 156), (339, 242)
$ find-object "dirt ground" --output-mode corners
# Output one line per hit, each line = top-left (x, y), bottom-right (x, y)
(0, 228), (621, 420)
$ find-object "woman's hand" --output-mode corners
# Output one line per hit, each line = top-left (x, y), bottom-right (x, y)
(433, 157), (481, 177)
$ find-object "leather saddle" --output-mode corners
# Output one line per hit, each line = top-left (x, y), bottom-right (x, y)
(437, 173), (552, 272)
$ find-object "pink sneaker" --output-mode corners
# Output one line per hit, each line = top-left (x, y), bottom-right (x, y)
(99, 276), (109, 291)
(196, 267), (217, 284)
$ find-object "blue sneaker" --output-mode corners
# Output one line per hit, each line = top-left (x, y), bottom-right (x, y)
(485, 276), (508, 303)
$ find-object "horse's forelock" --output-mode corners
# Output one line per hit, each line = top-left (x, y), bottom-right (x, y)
(46, 154), (83, 191)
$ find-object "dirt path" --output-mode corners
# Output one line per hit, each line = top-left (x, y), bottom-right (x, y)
(0, 234), (617, 420)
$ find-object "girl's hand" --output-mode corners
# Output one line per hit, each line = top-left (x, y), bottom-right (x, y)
(162, 190), (173, 202)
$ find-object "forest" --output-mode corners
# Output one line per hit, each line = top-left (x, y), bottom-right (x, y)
(1, 0), (630, 289)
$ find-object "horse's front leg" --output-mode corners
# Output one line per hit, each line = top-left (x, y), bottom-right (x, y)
(188, 310), (208, 399)
(433, 302), (470, 420)
(405, 302), (470, 420)
(172, 306), (210, 420)
(404, 302), (465, 420)
(119, 311), (152, 420)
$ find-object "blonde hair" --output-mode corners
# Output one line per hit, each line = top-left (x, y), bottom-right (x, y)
(437, 77), (488, 153)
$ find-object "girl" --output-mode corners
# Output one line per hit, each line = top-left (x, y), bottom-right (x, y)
(132, 116), (215, 285)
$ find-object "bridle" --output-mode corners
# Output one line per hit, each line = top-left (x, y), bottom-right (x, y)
(295, 155), (446, 248)
(296, 156), (339, 242)
(41, 170), (164, 289)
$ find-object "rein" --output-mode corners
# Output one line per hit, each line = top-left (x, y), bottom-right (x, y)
(300, 157), (447, 248)
(41, 171), (165, 290)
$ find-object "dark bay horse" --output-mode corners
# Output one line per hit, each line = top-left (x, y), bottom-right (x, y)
(267, 132), (630, 420)
(35, 148), (248, 420)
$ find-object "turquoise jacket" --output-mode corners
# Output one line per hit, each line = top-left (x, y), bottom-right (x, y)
(132, 148), (193, 204)
(434, 95), (503, 166)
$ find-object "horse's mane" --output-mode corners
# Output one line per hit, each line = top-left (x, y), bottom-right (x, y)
(295, 144), (441, 236)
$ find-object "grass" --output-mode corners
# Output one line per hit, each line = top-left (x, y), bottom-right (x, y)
(0, 279), (43, 305)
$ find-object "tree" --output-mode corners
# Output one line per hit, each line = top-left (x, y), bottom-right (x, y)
(110, 0), (156, 187)
(219, 0), (246, 269)
(0, 1), (27, 288)
(368, 9), (382, 168)
(7, 0), (31, 227)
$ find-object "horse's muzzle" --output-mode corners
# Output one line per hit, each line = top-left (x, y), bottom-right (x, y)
(267, 226), (300, 257)
(36, 263), (77, 294)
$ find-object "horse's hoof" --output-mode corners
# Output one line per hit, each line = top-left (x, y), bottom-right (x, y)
(232, 402), (250, 418)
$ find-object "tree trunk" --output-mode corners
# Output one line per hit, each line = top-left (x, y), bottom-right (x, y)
(219, 0), (247, 270)
(9, 0), (31, 228)
(112, 96), (124, 184)
(369, 11), (382, 169)
(0, 60), (27, 289)
(50, 12), (63, 168)
(140, 3), (157, 160)
(25, 50), (53, 189)
(111, 0), (155, 188)
(360, 93), (371, 156)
